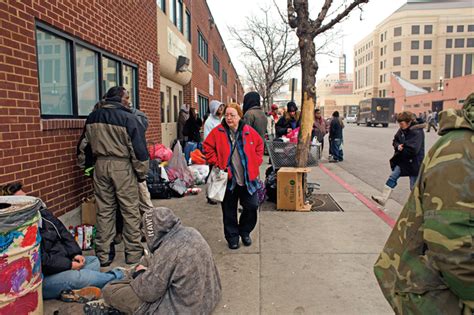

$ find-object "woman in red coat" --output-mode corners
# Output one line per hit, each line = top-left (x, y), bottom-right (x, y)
(203, 103), (264, 250)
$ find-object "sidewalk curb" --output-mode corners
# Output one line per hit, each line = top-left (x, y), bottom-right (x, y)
(319, 164), (396, 228)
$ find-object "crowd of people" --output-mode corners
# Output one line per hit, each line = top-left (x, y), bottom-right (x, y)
(2, 85), (471, 314)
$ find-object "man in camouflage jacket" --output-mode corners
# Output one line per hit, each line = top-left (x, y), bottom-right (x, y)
(374, 93), (474, 314)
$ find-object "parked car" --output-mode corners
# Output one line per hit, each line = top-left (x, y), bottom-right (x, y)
(345, 114), (357, 123)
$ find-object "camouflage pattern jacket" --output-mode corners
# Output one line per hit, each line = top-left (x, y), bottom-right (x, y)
(374, 93), (474, 315)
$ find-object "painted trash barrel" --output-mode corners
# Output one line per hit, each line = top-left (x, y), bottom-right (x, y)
(0, 196), (43, 315)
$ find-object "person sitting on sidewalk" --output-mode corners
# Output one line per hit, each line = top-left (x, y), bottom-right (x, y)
(0, 182), (124, 301)
(371, 111), (425, 207)
(275, 101), (300, 138)
(95, 207), (221, 314)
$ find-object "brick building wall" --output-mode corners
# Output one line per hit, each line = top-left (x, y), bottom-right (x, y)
(183, 0), (244, 110)
(0, 0), (160, 215)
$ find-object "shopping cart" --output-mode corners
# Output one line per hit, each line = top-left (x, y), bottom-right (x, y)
(265, 140), (321, 171)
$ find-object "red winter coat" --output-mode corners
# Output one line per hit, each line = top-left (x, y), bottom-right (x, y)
(203, 122), (264, 181)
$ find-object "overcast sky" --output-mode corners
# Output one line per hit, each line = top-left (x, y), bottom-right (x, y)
(207, 0), (407, 83)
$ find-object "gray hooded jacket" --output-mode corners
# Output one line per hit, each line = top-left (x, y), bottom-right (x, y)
(131, 207), (222, 315)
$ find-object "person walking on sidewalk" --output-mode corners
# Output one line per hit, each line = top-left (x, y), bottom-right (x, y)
(312, 108), (327, 152)
(78, 86), (148, 267)
(328, 111), (344, 162)
(243, 91), (268, 142)
(99, 207), (222, 315)
(203, 103), (264, 249)
(426, 110), (438, 133)
(0, 183), (124, 301)
(203, 100), (224, 141)
(275, 101), (300, 138)
(374, 94), (474, 314)
(372, 111), (425, 207)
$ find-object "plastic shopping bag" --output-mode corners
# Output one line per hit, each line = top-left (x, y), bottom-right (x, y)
(206, 167), (228, 202)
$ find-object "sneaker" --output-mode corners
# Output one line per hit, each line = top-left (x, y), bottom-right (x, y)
(83, 299), (122, 315)
(60, 286), (101, 303)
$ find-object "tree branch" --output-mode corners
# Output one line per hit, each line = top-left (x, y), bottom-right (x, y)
(313, 0), (369, 36)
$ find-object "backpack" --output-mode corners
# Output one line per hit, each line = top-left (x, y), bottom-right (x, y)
(146, 160), (172, 199)
(264, 166), (277, 203)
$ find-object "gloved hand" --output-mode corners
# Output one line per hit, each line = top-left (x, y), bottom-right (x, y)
(84, 167), (94, 177)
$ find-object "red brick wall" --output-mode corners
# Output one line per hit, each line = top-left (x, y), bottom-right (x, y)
(0, 0), (160, 215)
(183, 0), (244, 109)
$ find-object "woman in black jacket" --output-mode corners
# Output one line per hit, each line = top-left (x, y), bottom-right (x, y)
(183, 107), (203, 143)
(372, 112), (425, 206)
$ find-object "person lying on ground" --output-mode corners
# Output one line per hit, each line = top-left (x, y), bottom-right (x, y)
(0, 182), (125, 302)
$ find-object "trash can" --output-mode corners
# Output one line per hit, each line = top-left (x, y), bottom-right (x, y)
(0, 196), (43, 315)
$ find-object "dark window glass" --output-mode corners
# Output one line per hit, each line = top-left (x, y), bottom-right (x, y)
(158, 0), (166, 13)
(468, 25), (474, 32)
(412, 25), (420, 35)
(447, 25), (453, 33)
(76, 46), (99, 116)
(198, 31), (208, 62)
(184, 10), (191, 42)
(467, 38), (474, 48)
(160, 92), (165, 122)
(424, 40), (432, 49)
(411, 40), (419, 49)
(455, 38), (464, 48)
(466, 54), (473, 75)
(445, 54), (452, 79)
(410, 71), (418, 80)
(213, 55), (220, 76)
(423, 55), (432, 65)
(411, 56), (419, 65)
(457, 25), (464, 33)
(197, 95), (209, 118)
(393, 71), (401, 77)
(453, 54), (463, 77)
(424, 25), (433, 34)
(394, 27), (402, 37)
(446, 39), (453, 48)
(393, 42), (401, 51)
(422, 70), (431, 80)
(222, 70), (228, 85)
(393, 57), (401, 66)
(177, 0), (183, 32)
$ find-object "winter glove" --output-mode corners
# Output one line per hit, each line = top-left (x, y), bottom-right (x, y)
(84, 167), (94, 177)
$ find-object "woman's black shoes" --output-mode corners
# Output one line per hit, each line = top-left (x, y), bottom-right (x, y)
(241, 236), (252, 246)
(228, 241), (239, 250)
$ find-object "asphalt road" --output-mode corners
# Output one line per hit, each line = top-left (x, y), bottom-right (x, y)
(322, 122), (441, 205)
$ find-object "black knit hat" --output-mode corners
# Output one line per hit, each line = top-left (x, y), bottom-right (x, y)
(0, 182), (23, 196)
(287, 101), (298, 112)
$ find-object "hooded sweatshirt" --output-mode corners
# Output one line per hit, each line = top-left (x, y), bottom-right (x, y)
(242, 92), (268, 141)
(131, 207), (222, 315)
(204, 100), (223, 140)
(374, 93), (474, 314)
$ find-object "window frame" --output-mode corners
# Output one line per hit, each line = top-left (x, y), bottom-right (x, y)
(213, 54), (220, 76)
(411, 40), (420, 50)
(394, 27), (402, 37)
(424, 25), (433, 35)
(36, 21), (139, 119)
(158, 0), (166, 13)
(197, 30), (208, 63)
(410, 70), (419, 80)
(423, 40), (432, 50)
(185, 9), (191, 42)
(411, 25), (420, 35)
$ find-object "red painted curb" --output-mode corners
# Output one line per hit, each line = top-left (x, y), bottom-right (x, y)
(319, 164), (396, 228)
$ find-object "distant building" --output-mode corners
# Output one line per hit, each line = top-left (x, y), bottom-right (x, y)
(354, 0), (474, 98)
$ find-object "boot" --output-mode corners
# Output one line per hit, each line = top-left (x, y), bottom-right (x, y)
(371, 185), (392, 207)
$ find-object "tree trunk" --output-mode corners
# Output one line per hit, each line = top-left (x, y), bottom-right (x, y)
(296, 35), (318, 167)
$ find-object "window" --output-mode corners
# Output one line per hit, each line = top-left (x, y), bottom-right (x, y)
(76, 46), (99, 116)
(394, 27), (402, 37)
(453, 54), (463, 77)
(184, 10), (191, 42)
(37, 29), (72, 115)
(455, 38), (465, 48)
(222, 69), (228, 86)
(424, 25), (433, 34)
(160, 92), (165, 122)
(469, 25), (474, 32)
(176, 0), (183, 32)
(423, 55), (432, 65)
(380, 33), (383, 42)
(422, 70), (431, 80)
(447, 25), (453, 33)
(445, 54), (452, 79)
(411, 56), (419, 65)
(467, 38), (474, 47)
(410, 71), (418, 80)
(424, 40), (432, 49)
(411, 41), (419, 50)
(173, 95), (178, 122)
(213, 55), (220, 76)
(466, 54), (473, 75)
(393, 42), (401, 51)
(165, 86), (171, 123)
(380, 47), (383, 56)
(197, 94), (209, 118)
(36, 24), (138, 117)
(393, 71), (401, 77)
(411, 25), (420, 35)
(197, 31), (208, 62)
(393, 57), (401, 66)
(170, 0), (176, 23)
(157, 0), (165, 13)
(457, 25), (464, 33)
(380, 61), (383, 69)
(446, 39), (453, 48)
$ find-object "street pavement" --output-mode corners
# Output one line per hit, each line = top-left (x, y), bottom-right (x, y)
(44, 152), (412, 314)
(330, 122), (440, 205)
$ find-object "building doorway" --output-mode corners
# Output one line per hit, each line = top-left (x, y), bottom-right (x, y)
(432, 100), (443, 113)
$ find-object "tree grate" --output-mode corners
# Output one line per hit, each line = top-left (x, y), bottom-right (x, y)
(308, 194), (344, 212)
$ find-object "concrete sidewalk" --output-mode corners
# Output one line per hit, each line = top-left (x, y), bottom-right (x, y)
(45, 161), (402, 314)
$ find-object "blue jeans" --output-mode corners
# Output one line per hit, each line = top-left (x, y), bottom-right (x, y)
(385, 165), (417, 190)
(42, 256), (124, 299)
(329, 138), (343, 161)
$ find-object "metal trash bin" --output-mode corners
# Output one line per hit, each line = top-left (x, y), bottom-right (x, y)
(0, 196), (43, 315)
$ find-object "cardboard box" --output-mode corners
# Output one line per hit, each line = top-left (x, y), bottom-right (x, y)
(277, 167), (311, 211)
(81, 196), (97, 225)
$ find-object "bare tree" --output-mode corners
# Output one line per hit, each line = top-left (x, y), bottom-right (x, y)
(230, 7), (300, 110)
(286, 0), (369, 166)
